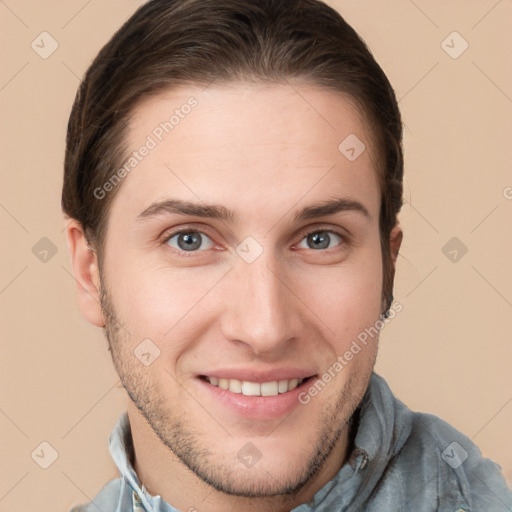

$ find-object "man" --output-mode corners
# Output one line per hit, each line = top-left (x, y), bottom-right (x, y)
(62, 0), (512, 510)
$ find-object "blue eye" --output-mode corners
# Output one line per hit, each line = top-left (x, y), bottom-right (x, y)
(166, 231), (214, 252)
(298, 231), (343, 250)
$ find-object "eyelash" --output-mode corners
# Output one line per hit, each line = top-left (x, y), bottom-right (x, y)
(161, 225), (348, 258)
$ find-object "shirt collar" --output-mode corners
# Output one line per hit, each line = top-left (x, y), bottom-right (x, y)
(305, 372), (413, 510)
(353, 372), (412, 463)
(108, 412), (174, 511)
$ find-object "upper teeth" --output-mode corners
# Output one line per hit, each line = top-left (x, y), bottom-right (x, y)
(207, 377), (304, 396)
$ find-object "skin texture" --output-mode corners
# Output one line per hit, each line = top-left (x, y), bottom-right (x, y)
(66, 82), (402, 512)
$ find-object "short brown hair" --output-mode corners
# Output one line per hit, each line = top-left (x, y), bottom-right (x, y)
(62, 0), (403, 312)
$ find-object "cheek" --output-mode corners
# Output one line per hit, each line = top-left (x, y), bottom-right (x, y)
(295, 244), (383, 342)
(303, 270), (382, 398)
(105, 252), (228, 342)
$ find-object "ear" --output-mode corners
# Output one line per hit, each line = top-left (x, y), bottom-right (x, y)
(389, 223), (403, 269)
(64, 218), (105, 327)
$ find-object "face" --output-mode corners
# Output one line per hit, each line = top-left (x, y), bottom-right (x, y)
(98, 82), (388, 498)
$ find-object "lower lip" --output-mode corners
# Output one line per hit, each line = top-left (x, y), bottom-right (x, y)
(196, 377), (315, 420)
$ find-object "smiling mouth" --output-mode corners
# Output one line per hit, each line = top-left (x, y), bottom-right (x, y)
(200, 376), (315, 396)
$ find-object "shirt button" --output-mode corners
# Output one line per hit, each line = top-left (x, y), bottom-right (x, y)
(359, 453), (369, 470)
(132, 490), (146, 511)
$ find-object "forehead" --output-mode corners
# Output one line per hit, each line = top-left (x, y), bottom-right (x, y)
(110, 82), (380, 224)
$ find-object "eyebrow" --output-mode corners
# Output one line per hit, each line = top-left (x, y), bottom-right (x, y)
(137, 197), (370, 223)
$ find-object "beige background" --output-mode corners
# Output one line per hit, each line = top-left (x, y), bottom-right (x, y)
(1, 0), (511, 510)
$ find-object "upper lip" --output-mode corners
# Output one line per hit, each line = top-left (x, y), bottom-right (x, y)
(198, 367), (317, 383)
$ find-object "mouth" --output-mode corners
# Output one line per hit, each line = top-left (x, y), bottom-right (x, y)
(195, 368), (318, 419)
(199, 375), (312, 396)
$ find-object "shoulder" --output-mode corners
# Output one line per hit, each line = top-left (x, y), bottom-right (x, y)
(401, 411), (512, 510)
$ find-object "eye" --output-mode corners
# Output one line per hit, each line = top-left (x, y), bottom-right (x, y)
(297, 230), (344, 251)
(165, 230), (214, 252)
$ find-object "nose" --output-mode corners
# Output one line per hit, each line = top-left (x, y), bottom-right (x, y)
(219, 253), (302, 357)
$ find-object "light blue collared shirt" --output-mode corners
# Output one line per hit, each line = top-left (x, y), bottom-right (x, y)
(70, 373), (512, 511)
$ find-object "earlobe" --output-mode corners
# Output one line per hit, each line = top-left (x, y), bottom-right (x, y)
(64, 218), (105, 327)
(382, 224), (403, 316)
(389, 224), (403, 268)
